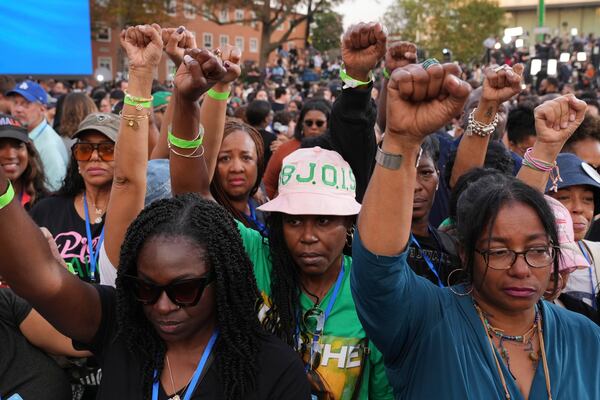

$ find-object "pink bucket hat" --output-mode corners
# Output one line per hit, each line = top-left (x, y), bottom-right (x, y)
(258, 147), (361, 216)
(545, 195), (590, 273)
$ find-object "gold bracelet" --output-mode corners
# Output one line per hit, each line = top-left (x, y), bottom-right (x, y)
(168, 143), (205, 158)
(120, 112), (149, 129)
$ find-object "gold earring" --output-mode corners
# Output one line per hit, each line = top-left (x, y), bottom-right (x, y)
(346, 226), (355, 247)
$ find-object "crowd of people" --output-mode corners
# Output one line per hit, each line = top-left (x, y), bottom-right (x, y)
(1, 19), (600, 400)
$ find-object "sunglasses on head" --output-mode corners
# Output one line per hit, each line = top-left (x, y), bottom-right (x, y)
(72, 142), (115, 162)
(303, 119), (325, 128)
(122, 273), (214, 307)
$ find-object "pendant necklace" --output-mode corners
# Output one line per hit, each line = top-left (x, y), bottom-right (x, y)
(83, 193), (104, 223)
(474, 301), (553, 400)
(165, 355), (192, 400)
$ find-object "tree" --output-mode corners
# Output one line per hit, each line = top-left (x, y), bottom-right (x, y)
(383, 0), (504, 64)
(311, 9), (344, 53)
(200, 0), (342, 67)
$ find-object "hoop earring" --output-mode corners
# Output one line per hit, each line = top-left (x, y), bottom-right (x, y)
(346, 226), (355, 247)
(446, 268), (473, 296)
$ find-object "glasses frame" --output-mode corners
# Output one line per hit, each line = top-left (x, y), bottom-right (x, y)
(72, 142), (115, 162)
(122, 273), (214, 307)
(475, 246), (558, 270)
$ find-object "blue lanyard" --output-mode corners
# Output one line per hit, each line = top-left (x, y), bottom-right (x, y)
(411, 233), (444, 287)
(83, 192), (104, 282)
(305, 258), (345, 371)
(152, 331), (219, 400)
(577, 241), (597, 309)
(245, 201), (268, 236)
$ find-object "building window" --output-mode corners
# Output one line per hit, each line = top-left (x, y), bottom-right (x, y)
(203, 33), (213, 49)
(220, 35), (229, 47)
(96, 25), (111, 42)
(201, 4), (209, 20)
(166, 0), (176, 16)
(98, 57), (112, 71)
(219, 8), (229, 23)
(235, 9), (244, 23)
(235, 36), (244, 51)
(250, 11), (258, 28)
(183, 0), (195, 19)
(249, 38), (258, 53)
(276, 21), (285, 31)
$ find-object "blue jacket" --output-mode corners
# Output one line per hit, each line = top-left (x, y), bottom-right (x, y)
(351, 232), (600, 399)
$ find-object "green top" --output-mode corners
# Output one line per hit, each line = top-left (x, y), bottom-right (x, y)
(237, 221), (393, 400)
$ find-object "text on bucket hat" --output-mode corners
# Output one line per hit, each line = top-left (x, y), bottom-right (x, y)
(545, 195), (590, 273)
(73, 112), (120, 142)
(258, 147), (361, 216)
(6, 80), (48, 105)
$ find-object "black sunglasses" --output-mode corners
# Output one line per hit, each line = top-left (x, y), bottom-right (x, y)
(303, 119), (325, 128)
(122, 273), (214, 307)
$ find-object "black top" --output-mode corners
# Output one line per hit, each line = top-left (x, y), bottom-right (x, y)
(0, 289), (71, 399)
(302, 85), (377, 203)
(259, 128), (277, 166)
(407, 229), (462, 286)
(30, 195), (104, 283)
(75, 285), (311, 399)
(559, 292), (600, 326)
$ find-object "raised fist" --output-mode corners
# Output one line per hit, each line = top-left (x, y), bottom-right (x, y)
(216, 44), (242, 84)
(386, 62), (471, 144)
(120, 24), (163, 72)
(175, 48), (227, 102)
(341, 22), (387, 81)
(534, 94), (587, 146)
(481, 64), (524, 104)
(384, 41), (417, 76)
(162, 26), (197, 67)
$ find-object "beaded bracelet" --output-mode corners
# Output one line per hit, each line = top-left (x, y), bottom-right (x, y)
(207, 88), (230, 101)
(167, 124), (204, 149)
(0, 180), (15, 210)
(522, 148), (562, 192)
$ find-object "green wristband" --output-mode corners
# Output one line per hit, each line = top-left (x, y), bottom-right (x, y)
(382, 68), (391, 80)
(339, 67), (373, 89)
(124, 96), (152, 109)
(168, 129), (204, 149)
(207, 88), (230, 101)
(0, 180), (15, 209)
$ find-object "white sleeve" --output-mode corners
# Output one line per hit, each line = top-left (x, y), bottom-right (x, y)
(98, 242), (117, 287)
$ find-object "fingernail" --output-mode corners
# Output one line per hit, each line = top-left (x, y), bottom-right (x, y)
(561, 122), (568, 129)
(183, 55), (194, 64)
(177, 27), (184, 34)
(570, 113), (576, 121)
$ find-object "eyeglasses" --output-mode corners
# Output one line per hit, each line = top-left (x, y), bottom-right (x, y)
(72, 142), (115, 162)
(122, 274), (214, 307)
(303, 119), (326, 128)
(476, 246), (557, 270)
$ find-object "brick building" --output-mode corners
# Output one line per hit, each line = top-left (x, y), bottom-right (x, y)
(91, 1), (307, 82)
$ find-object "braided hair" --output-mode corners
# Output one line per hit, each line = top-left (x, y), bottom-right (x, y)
(115, 194), (263, 400)
(261, 212), (302, 345)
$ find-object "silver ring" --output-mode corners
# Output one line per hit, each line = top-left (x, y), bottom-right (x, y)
(493, 64), (510, 73)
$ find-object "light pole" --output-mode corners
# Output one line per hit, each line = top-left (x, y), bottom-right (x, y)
(537, 0), (545, 42)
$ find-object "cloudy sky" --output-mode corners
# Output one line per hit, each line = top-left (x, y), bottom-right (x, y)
(335, 0), (395, 28)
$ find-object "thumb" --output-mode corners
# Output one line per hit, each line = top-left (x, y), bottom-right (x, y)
(141, 24), (163, 48)
(442, 74), (471, 115)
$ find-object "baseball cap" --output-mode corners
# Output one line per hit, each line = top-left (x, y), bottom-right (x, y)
(153, 91), (171, 109)
(545, 195), (590, 273)
(0, 114), (29, 143)
(73, 112), (120, 142)
(258, 147), (361, 216)
(546, 153), (600, 214)
(6, 80), (48, 105)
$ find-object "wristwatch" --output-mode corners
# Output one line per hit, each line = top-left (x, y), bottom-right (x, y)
(375, 145), (403, 170)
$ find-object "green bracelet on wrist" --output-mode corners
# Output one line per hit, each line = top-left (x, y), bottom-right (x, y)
(207, 88), (230, 101)
(168, 125), (204, 149)
(124, 96), (152, 109)
(382, 68), (391, 80)
(0, 180), (15, 210)
(339, 67), (373, 89)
